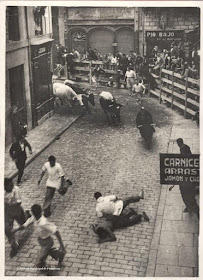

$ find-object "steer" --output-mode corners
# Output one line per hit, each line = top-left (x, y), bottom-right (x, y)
(99, 91), (122, 125)
(53, 82), (83, 108)
(64, 80), (95, 113)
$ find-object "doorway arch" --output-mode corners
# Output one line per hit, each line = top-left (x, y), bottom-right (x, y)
(88, 28), (114, 55)
(116, 28), (134, 54)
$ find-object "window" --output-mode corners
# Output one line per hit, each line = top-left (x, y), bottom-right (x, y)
(6, 6), (20, 41)
(33, 6), (47, 36)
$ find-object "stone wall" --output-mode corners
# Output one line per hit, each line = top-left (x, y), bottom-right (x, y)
(143, 7), (199, 31)
(67, 7), (134, 20)
(141, 7), (200, 55)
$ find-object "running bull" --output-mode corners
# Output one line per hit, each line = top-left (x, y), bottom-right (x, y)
(64, 80), (95, 113)
(99, 91), (123, 125)
(53, 82), (84, 108)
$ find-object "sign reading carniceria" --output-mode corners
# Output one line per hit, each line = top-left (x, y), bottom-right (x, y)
(160, 154), (199, 184)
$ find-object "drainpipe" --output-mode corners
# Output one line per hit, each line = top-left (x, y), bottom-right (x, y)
(134, 7), (139, 54)
(25, 6), (35, 128)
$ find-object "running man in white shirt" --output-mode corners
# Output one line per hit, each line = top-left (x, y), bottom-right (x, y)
(125, 66), (137, 96)
(38, 156), (65, 217)
(13, 204), (66, 268)
(132, 79), (146, 103)
(94, 190), (144, 218)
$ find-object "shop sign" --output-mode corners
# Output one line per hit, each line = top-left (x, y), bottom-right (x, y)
(146, 29), (184, 56)
(38, 47), (46, 54)
(146, 30), (184, 42)
(160, 154), (199, 185)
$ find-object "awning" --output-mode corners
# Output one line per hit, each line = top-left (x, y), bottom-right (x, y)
(31, 38), (54, 46)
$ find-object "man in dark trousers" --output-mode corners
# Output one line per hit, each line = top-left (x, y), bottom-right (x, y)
(4, 178), (31, 257)
(9, 135), (32, 186)
(91, 208), (149, 243)
(176, 138), (199, 218)
(12, 204), (66, 268)
(38, 156), (65, 217)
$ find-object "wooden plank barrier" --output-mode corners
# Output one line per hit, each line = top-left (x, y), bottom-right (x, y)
(150, 67), (199, 118)
(66, 60), (199, 119)
(66, 60), (126, 87)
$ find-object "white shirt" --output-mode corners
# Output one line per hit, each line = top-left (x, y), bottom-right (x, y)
(99, 91), (114, 101)
(5, 186), (21, 205)
(125, 70), (136, 79)
(42, 162), (64, 189)
(133, 83), (146, 93)
(96, 195), (124, 217)
(111, 57), (117, 64)
(23, 215), (57, 239)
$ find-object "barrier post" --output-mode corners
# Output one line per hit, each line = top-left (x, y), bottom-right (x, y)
(159, 67), (163, 103)
(184, 75), (189, 118)
(65, 60), (68, 79)
(148, 81), (151, 97)
(171, 70), (175, 109)
(89, 60), (92, 85)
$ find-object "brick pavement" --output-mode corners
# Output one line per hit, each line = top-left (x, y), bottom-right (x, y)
(4, 88), (199, 276)
(146, 119), (199, 277)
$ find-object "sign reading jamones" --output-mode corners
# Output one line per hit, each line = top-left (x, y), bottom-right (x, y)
(160, 154), (199, 185)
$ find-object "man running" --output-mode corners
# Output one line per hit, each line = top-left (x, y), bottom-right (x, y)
(38, 156), (65, 217)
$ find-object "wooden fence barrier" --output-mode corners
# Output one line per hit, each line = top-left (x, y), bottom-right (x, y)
(65, 60), (199, 119)
(66, 60), (125, 87)
(150, 68), (199, 118)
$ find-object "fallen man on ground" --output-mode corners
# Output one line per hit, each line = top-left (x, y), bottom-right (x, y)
(91, 208), (150, 243)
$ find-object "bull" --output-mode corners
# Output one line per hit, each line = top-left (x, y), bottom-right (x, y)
(53, 83), (84, 109)
(99, 91), (123, 125)
(136, 107), (156, 149)
(64, 80), (95, 113)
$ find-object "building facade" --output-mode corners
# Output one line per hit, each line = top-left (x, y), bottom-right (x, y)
(6, 6), (54, 146)
(54, 7), (199, 58)
(63, 7), (140, 56)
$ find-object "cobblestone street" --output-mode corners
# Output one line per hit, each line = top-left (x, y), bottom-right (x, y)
(5, 88), (189, 276)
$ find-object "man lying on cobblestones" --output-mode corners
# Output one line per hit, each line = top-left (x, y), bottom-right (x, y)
(4, 178), (31, 258)
(94, 190), (144, 218)
(91, 208), (149, 243)
(12, 204), (66, 268)
(38, 156), (65, 217)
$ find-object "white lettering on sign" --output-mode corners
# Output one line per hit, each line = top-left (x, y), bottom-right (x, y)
(146, 32), (156, 37)
(38, 47), (46, 54)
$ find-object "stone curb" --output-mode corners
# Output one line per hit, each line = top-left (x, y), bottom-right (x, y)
(8, 114), (81, 181)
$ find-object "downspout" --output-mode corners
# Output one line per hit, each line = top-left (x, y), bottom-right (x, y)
(25, 6), (35, 128)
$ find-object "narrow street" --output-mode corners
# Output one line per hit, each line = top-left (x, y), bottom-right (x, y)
(5, 88), (187, 276)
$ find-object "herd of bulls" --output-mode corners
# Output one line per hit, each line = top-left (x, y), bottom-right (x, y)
(52, 81), (155, 148)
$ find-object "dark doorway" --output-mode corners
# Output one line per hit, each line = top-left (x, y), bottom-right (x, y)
(9, 65), (27, 137)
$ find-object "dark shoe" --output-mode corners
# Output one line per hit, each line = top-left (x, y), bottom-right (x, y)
(10, 242), (20, 258)
(142, 211), (150, 222)
(44, 210), (51, 217)
(25, 210), (32, 220)
(183, 207), (189, 213)
(139, 190), (144, 199)
(67, 179), (72, 186)
(58, 250), (66, 265)
(36, 261), (46, 268)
